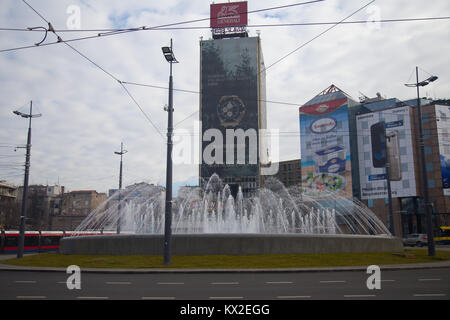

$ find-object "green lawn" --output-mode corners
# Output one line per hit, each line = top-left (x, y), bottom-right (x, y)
(2, 249), (450, 269)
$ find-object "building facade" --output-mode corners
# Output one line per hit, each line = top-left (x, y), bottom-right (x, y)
(15, 184), (64, 231)
(299, 85), (450, 237)
(199, 34), (267, 197)
(0, 181), (18, 230)
(355, 101), (450, 236)
(272, 159), (302, 188)
(51, 190), (107, 231)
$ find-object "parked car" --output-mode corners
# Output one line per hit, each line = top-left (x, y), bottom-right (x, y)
(402, 234), (428, 247)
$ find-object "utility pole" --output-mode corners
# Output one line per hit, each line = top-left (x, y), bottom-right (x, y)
(13, 101), (42, 259)
(114, 142), (127, 234)
(405, 67), (438, 256)
(161, 39), (178, 265)
(384, 124), (395, 236)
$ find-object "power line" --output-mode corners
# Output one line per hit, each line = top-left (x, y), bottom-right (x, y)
(0, 0), (324, 53)
(122, 81), (304, 106)
(22, 0), (50, 24)
(263, 0), (376, 73)
(3, 16), (450, 33)
(119, 82), (165, 137)
(19, 0), (164, 139)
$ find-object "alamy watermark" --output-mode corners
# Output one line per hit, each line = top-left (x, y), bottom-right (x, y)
(173, 121), (279, 175)
(66, 265), (81, 290)
(66, 5), (81, 30)
(366, 265), (381, 290)
(365, 4), (381, 31)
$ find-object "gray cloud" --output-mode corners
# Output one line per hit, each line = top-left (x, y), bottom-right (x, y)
(1, 0), (449, 193)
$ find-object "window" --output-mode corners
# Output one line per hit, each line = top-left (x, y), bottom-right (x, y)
(428, 179), (435, 188)
(402, 179), (410, 188)
(425, 146), (432, 155)
(367, 199), (374, 208)
(426, 162), (434, 172)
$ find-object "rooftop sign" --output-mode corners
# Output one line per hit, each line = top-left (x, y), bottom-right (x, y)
(210, 1), (248, 28)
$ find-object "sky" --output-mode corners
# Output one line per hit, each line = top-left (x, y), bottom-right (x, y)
(0, 0), (449, 194)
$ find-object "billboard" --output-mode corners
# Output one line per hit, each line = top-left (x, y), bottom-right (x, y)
(200, 37), (259, 180)
(435, 104), (450, 196)
(356, 106), (417, 199)
(210, 1), (248, 28)
(299, 95), (352, 198)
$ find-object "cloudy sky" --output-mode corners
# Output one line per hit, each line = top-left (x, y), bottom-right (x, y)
(0, 0), (449, 194)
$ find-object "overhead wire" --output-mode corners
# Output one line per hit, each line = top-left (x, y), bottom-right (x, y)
(20, 0), (165, 139)
(0, 0), (325, 53)
(2, 16), (450, 34)
(6, 2), (449, 141)
(263, 0), (376, 73)
(15, 0), (330, 139)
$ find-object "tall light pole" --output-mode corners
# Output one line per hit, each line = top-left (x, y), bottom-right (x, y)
(114, 142), (127, 234)
(405, 67), (438, 256)
(162, 39), (178, 265)
(384, 125), (395, 236)
(13, 101), (42, 258)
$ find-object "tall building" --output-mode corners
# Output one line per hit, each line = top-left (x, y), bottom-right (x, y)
(199, 1), (267, 197)
(354, 99), (450, 236)
(299, 84), (450, 236)
(299, 85), (359, 200)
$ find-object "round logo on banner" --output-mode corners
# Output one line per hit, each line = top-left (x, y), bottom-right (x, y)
(217, 95), (246, 127)
(310, 117), (337, 134)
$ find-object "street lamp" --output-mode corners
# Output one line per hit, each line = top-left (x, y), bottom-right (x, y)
(405, 67), (438, 257)
(162, 39), (178, 265)
(13, 101), (42, 259)
(114, 142), (127, 234)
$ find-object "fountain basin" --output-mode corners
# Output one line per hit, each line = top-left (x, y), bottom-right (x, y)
(60, 233), (403, 255)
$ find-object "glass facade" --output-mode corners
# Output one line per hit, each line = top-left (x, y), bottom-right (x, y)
(199, 37), (265, 196)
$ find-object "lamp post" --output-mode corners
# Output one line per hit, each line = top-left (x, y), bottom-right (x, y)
(13, 101), (42, 259)
(162, 39), (178, 265)
(114, 142), (127, 234)
(405, 67), (438, 257)
(384, 125), (395, 236)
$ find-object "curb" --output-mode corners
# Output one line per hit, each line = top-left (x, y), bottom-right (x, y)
(1, 260), (450, 274)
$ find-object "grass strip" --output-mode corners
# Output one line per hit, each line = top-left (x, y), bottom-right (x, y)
(2, 249), (450, 269)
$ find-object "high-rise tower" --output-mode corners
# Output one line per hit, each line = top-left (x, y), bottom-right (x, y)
(199, 1), (266, 197)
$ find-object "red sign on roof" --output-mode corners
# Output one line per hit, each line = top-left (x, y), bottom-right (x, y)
(210, 1), (248, 28)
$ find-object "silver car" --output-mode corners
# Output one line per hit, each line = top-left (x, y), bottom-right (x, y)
(402, 234), (428, 247)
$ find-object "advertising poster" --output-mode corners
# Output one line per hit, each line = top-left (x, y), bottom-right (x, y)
(356, 106), (417, 199)
(299, 95), (352, 198)
(435, 104), (450, 196)
(200, 37), (259, 179)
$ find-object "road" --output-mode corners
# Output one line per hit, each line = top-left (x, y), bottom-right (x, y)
(0, 267), (449, 300)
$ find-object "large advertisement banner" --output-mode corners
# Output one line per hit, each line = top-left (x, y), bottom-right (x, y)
(200, 37), (259, 179)
(210, 1), (248, 28)
(356, 106), (417, 199)
(299, 97), (352, 198)
(435, 104), (450, 196)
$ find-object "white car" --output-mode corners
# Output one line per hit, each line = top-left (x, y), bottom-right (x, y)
(402, 234), (428, 247)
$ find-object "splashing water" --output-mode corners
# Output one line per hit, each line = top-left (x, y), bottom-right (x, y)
(73, 174), (391, 236)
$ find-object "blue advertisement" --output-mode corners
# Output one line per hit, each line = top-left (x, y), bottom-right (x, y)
(299, 95), (352, 198)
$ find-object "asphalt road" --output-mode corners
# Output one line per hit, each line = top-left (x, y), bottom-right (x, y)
(0, 267), (449, 300)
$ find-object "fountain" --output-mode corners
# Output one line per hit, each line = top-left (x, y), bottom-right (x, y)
(60, 174), (403, 255)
